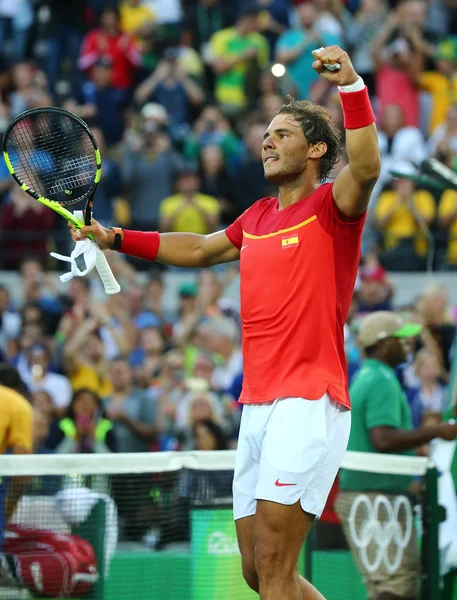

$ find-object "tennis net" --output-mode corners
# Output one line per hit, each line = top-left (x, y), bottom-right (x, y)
(0, 451), (438, 600)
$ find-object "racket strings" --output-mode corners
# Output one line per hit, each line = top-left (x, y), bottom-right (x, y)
(6, 112), (98, 205)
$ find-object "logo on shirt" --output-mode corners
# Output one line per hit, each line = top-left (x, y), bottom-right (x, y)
(281, 235), (299, 249)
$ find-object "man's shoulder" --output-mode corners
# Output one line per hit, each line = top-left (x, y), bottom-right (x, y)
(351, 362), (398, 394)
(0, 385), (32, 418)
(277, 28), (303, 47)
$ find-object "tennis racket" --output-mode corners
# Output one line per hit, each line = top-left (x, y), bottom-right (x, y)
(2, 106), (120, 295)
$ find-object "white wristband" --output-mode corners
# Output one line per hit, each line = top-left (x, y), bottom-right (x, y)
(338, 76), (365, 93)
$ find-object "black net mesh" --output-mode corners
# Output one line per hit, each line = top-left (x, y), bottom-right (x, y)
(5, 110), (97, 205)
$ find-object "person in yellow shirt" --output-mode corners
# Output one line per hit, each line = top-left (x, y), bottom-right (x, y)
(63, 326), (113, 399)
(375, 165), (436, 271)
(0, 365), (33, 538)
(159, 168), (220, 234)
(438, 189), (457, 268)
(420, 39), (457, 133)
(120, 0), (156, 35)
(209, 6), (269, 112)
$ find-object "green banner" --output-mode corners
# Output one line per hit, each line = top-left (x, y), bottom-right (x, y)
(191, 507), (257, 600)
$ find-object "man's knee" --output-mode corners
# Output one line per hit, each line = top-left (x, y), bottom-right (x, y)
(255, 540), (293, 581)
(241, 557), (259, 592)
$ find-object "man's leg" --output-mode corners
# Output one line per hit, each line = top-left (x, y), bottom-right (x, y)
(236, 507), (325, 599)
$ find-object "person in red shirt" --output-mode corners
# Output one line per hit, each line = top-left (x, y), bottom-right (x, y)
(78, 6), (141, 90)
(72, 45), (381, 600)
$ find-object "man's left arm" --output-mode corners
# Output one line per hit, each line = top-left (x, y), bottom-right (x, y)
(312, 46), (381, 218)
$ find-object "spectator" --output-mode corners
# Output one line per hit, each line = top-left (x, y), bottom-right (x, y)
(104, 356), (157, 452)
(45, 1), (88, 90)
(254, 0), (290, 55)
(65, 60), (129, 148)
(24, 344), (72, 417)
(375, 103), (427, 200)
(0, 284), (21, 357)
(32, 409), (52, 454)
(183, 105), (243, 173)
(183, 0), (234, 55)
(413, 348), (448, 417)
(276, 2), (335, 100)
(420, 39), (457, 134)
(336, 311), (457, 599)
(79, 6), (141, 90)
(193, 418), (229, 450)
(87, 128), (122, 224)
(121, 103), (185, 232)
(8, 62), (50, 118)
(119, 0), (156, 36)
(134, 49), (205, 140)
(159, 168), (221, 234)
(1, 185), (56, 271)
(345, 0), (387, 96)
(199, 144), (237, 224)
(30, 390), (60, 450)
(54, 388), (116, 454)
(236, 121), (273, 215)
(0, 0), (33, 64)
(208, 5), (269, 114)
(182, 390), (222, 447)
(200, 316), (242, 392)
(62, 321), (113, 398)
(130, 324), (166, 373)
(0, 364), (32, 532)
(415, 282), (456, 374)
(371, 9), (423, 128)
(438, 187), (457, 269)
(427, 104), (457, 161)
(358, 252), (393, 312)
(374, 163), (436, 271)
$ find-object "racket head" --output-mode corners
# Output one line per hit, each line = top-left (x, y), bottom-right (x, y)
(2, 107), (101, 216)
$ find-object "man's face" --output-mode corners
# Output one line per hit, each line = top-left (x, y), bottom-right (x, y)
(177, 173), (200, 195)
(298, 3), (316, 28)
(110, 360), (131, 388)
(262, 114), (310, 184)
(384, 336), (408, 366)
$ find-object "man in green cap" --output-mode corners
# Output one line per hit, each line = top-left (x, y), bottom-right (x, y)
(336, 310), (457, 600)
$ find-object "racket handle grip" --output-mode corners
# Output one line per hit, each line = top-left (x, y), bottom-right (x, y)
(94, 247), (121, 295)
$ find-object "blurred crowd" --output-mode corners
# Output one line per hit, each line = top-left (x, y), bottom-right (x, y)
(2, 0), (457, 270)
(0, 0), (457, 462)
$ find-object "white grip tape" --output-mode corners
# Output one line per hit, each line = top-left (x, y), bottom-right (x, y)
(74, 210), (121, 295)
(95, 247), (121, 295)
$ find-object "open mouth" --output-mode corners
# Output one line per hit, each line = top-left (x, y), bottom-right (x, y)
(265, 157), (279, 163)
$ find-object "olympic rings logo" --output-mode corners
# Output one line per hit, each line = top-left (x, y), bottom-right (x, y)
(348, 494), (413, 574)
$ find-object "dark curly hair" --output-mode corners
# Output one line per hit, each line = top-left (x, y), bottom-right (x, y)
(277, 97), (342, 183)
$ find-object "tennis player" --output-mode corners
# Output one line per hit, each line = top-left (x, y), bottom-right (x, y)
(72, 46), (380, 600)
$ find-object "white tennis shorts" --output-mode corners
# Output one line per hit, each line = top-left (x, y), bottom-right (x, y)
(233, 394), (351, 520)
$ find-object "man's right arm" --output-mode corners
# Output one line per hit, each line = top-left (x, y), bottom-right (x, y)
(371, 423), (457, 453)
(70, 222), (240, 268)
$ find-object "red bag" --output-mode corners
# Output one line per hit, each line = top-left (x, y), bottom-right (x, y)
(4, 525), (98, 597)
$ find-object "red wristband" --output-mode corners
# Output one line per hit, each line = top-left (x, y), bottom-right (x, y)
(339, 86), (375, 130)
(118, 230), (160, 262)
